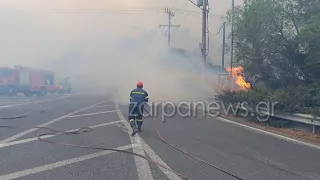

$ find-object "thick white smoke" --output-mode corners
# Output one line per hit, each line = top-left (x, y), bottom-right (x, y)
(0, 0), (244, 104)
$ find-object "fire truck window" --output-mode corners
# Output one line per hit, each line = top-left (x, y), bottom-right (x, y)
(0, 70), (11, 77)
(45, 75), (54, 85)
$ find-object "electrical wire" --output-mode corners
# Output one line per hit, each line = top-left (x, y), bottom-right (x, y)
(4, 7), (226, 16)
(8, 7), (225, 20)
(174, 12), (224, 20)
(174, 1), (189, 20)
(172, 0), (180, 9)
(184, 0), (203, 10)
(208, 22), (225, 36)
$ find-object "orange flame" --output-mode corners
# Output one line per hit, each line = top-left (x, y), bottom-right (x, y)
(226, 66), (251, 91)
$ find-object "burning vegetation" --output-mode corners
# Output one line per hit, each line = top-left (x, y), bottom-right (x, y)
(218, 66), (251, 92)
(226, 66), (251, 91)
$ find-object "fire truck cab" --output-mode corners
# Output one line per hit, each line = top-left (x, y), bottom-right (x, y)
(0, 67), (19, 95)
(0, 66), (60, 96)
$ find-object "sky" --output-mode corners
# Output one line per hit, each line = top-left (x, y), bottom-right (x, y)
(0, 0), (243, 101)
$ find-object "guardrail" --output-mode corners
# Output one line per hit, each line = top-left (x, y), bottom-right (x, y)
(208, 96), (320, 134)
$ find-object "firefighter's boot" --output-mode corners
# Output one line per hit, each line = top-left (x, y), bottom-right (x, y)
(129, 119), (139, 136)
(131, 128), (139, 136)
(136, 119), (143, 132)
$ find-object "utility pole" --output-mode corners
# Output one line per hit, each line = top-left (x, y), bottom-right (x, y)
(159, 8), (180, 47)
(222, 21), (226, 70)
(197, 0), (208, 65)
(201, 0), (208, 64)
(230, 0), (235, 75)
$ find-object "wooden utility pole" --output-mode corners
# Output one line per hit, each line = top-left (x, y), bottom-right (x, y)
(230, 0), (235, 75)
(201, 0), (208, 64)
(159, 8), (180, 46)
(222, 21), (226, 69)
(197, 0), (208, 64)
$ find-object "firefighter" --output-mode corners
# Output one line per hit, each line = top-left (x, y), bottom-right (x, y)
(128, 81), (149, 136)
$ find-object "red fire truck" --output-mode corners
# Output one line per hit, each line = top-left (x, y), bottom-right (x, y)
(0, 65), (60, 96)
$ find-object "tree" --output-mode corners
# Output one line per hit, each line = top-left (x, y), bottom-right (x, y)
(297, 14), (320, 79)
(226, 0), (320, 88)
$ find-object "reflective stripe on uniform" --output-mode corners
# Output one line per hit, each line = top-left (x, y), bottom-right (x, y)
(132, 91), (145, 95)
(136, 119), (143, 122)
(130, 119), (135, 122)
(145, 96), (149, 99)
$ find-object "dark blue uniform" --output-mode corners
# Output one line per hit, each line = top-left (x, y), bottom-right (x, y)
(128, 87), (149, 130)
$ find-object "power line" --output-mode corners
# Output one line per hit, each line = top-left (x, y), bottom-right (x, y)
(9, 7), (225, 18)
(208, 23), (225, 36)
(175, 1), (188, 17)
(172, 0), (180, 9)
(184, 0), (203, 10)
(174, 1), (191, 22)
(176, 12), (225, 19)
(159, 8), (181, 47)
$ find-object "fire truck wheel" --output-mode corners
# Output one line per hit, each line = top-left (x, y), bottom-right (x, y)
(38, 88), (47, 96)
(8, 88), (17, 96)
(24, 92), (32, 96)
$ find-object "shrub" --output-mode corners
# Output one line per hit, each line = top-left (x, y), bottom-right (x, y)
(216, 82), (320, 117)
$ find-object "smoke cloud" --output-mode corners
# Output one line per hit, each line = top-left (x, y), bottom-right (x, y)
(0, 0), (243, 104)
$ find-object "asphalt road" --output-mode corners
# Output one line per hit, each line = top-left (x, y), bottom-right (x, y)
(0, 94), (319, 180)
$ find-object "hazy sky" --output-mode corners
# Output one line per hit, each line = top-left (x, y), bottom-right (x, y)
(0, 0), (243, 99)
(0, 0), (243, 66)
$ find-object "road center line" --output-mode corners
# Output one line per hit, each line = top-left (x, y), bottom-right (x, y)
(0, 95), (70, 109)
(114, 102), (155, 180)
(67, 110), (119, 118)
(0, 120), (125, 149)
(0, 101), (107, 144)
(0, 144), (138, 180)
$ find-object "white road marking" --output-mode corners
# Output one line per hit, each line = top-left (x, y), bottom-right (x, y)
(95, 104), (114, 108)
(0, 120), (125, 149)
(0, 101), (107, 143)
(115, 103), (181, 180)
(67, 110), (119, 118)
(0, 144), (138, 180)
(215, 116), (320, 150)
(141, 138), (182, 180)
(0, 95), (70, 109)
(114, 102), (155, 180)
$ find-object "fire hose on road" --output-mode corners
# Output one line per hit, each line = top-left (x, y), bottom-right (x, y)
(0, 101), (245, 180)
(0, 105), (46, 128)
(35, 107), (245, 180)
(0, 107), (45, 120)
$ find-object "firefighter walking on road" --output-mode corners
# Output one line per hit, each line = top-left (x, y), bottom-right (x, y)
(128, 81), (149, 136)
